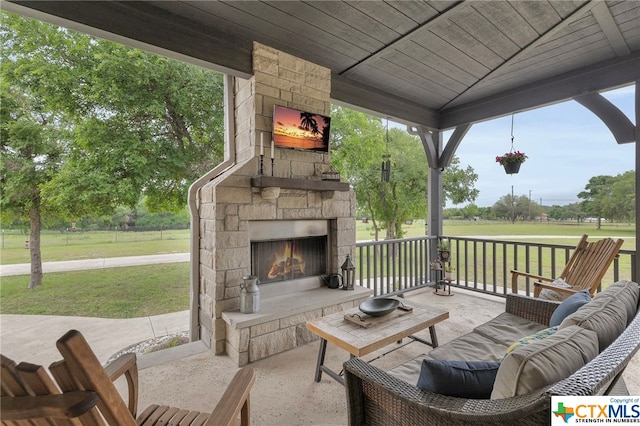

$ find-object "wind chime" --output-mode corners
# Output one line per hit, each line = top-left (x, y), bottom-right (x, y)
(380, 118), (391, 203)
(381, 118), (391, 183)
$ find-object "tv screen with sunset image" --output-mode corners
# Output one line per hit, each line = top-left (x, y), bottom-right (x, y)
(273, 105), (331, 152)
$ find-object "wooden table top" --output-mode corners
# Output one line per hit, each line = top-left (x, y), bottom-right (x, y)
(306, 299), (449, 357)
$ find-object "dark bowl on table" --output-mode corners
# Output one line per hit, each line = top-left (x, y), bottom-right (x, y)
(359, 298), (399, 317)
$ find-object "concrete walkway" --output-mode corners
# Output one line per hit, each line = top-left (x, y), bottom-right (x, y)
(1, 253), (195, 369)
(0, 253), (190, 276)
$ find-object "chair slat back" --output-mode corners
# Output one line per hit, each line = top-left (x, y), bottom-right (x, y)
(49, 361), (106, 426)
(55, 330), (136, 426)
(1, 355), (28, 398)
(560, 235), (623, 294)
(1, 355), (84, 426)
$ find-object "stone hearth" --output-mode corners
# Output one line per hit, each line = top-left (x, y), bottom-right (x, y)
(223, 286), (371, 365)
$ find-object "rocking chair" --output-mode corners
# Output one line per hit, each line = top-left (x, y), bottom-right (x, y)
(1, 329), (255, 426)
(511, 234), (623, 298)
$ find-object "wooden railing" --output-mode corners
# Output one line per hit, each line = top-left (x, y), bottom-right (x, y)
(355, 236), (636, 297)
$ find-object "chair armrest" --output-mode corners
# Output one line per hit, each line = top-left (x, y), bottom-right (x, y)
(533, 282), (581, 296)
(104, 352), (138, 417)
(511, 269), (553, 293)
(505, 293), (560, 326)
(343, 357), (550, 424)
(1, 391), (98, 420)
(205, 367), (255, 426)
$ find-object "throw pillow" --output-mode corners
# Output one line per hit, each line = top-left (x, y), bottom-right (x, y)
(549, 290), (591, 327)
(539, 278), (572, 301)
(416, 359), (500, 399)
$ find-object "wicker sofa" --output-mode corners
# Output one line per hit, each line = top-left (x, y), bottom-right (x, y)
(344, 280), (640, 425)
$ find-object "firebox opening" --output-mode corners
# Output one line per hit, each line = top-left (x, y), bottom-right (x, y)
(251, 236), (327, 284)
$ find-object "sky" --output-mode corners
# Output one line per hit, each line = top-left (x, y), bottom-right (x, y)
(396, 85), (636, 208)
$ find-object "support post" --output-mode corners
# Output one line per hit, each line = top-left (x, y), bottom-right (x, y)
(635, 80), (639, 281)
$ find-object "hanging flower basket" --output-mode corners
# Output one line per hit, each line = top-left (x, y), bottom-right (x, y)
(503, 162), (521, 174)
(496, 151), (527, 174)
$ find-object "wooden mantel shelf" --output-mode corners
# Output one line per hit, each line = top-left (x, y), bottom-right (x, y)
(251, 176), (350, 192)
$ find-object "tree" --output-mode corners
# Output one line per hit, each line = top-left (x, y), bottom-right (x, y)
(548, 203), (583, 221)
(443, 157), (479, 206)
(1, 12), (224, 287)
(578, 175), (615, 229)
(330, 106), (479, 239)
(492, 194), (542, 223)
(606, 171), (635, 223)
(0, 83), (66, 288)
(460, 204), (480, 220)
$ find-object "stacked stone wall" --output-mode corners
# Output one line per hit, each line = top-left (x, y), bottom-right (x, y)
(196, 42), (357, 362)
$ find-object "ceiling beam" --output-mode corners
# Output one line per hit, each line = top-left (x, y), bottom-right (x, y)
(574, 93), (635, 144)
(331, 73), (440, 128)
(592, 1), (630, 57)
(4, 0), (254, 78)
(440, 52), (640, 129)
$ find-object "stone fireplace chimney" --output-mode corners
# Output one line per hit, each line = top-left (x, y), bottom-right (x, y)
(195, 43), (370, 365)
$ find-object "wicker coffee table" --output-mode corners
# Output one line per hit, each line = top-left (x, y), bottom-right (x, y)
(306, 298), (449, 385)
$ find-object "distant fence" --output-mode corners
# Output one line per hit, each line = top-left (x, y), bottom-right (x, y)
(0, 226), (190, 249)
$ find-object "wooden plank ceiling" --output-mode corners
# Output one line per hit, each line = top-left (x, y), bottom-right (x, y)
(5, 0), (640, 130)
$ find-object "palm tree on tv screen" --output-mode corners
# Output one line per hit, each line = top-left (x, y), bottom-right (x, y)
(300, 111), (320, 136)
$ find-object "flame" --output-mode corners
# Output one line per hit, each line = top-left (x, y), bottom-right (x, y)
(267, 241), (306, 280)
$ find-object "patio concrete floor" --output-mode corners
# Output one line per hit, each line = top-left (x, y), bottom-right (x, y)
(2, 287), (638, 425)
(136, 288), (640, 425)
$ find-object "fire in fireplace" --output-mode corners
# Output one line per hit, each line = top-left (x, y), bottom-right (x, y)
(251, 236), (327, 284)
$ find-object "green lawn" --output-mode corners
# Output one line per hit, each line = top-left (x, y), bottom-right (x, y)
(357, 219), (635, 249)
(0, 220), (634, 319)
(0, 230), (190, 264)
(0, 263), (190, 318)
(2, 221), (633, 265)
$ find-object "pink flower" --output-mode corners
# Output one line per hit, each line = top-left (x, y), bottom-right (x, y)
(496, 151), (527, 165)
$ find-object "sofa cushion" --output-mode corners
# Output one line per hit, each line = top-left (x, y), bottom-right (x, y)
(503, 326), (559, 360)
(491, 325), (598, 399)
(593, 281), (639, 324)
(388, 332), (507, 385)
(428, 331), (509, 362)
(559, 291), (628, 351)
(549, 291), (591, 327)
(473, 312), (547, 346)
(417, 360), (500, 399)
(387, 354), (431, 384)
(539, 278), (572, 301)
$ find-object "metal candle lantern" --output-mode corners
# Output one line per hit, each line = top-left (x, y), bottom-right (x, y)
(341, 254), (355, 291)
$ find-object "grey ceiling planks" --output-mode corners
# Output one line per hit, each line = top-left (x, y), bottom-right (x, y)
(7, 0), (639, 130)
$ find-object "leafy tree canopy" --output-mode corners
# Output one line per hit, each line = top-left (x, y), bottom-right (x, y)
(329, 106), (479, 239)
(1, 11), (224, 219)
(1, 12), (224, 287)
(578, 171), (635, 226)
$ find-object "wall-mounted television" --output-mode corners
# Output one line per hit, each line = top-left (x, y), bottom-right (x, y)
(273, 105), (331, 153)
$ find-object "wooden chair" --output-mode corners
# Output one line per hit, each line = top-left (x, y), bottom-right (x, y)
(511, 234), (623, 298)
(1, 329), (255, 426)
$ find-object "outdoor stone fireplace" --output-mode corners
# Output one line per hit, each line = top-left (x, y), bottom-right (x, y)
(249, 220), (328, 292)
(194, 43), (371, 366)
